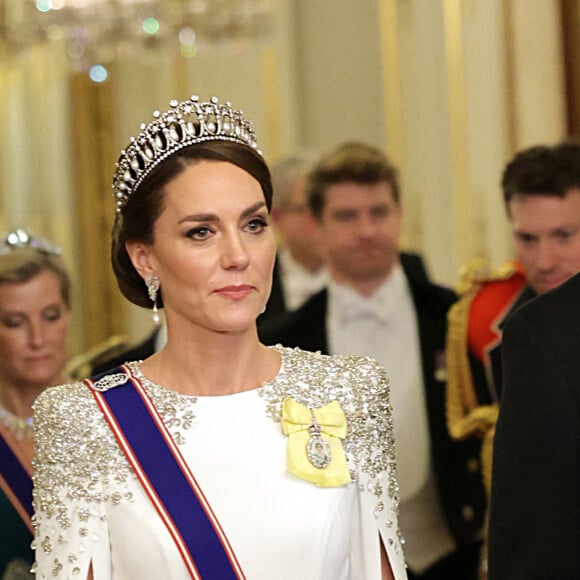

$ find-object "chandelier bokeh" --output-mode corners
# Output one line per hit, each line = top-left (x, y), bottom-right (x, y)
(0, 0), (273, 72)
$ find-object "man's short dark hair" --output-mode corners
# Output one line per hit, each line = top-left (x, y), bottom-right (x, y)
(502, 141), (580, 208)
(307, 141), (400, 219)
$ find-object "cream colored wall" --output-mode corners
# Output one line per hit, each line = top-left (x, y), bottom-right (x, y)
(396, 0), (457, 281)
(461, 0), (513, 269)
(293, 0), (386, 152)
(510, 0), (567, 147)
(0, 0), (573, 349)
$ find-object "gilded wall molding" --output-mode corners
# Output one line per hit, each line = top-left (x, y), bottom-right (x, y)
(260, 48), (282, 161)
(378, 0), (405, 169)
(443, 0), (475, 268)
(69, 73), (125, 350)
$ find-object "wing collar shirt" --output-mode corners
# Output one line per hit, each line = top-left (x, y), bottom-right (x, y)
(327, 264), (455, 573)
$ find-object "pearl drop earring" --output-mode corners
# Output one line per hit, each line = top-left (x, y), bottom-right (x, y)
(146, 274), (161, 325)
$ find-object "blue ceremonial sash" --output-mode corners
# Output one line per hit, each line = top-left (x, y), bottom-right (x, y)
(85, 367), (245, 580)
(0, 431), (34, 531)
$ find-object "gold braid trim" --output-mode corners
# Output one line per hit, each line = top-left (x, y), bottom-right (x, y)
(481, 425), (496, 495)
(445, 259), (520, 496)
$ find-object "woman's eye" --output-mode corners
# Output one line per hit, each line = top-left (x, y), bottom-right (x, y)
(1, 316), (24, 329)
(43, 306), (63, 322)
(187, 227), (212, 240)
(246, 217), (268, 233)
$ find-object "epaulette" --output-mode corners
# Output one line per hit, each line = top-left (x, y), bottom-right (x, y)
(446, 259), (527, 494)
(466, 261), (527, 366)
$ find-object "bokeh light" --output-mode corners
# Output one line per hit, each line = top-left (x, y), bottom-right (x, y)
(89, 65), (108, 83)
(36, 0), (52, 12)
(142, 17), (160, 35)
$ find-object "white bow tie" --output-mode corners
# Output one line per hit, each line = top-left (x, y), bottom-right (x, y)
(338, 296), (391, 325)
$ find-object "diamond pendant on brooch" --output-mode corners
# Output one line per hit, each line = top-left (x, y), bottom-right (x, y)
(306, 415), (331, 469)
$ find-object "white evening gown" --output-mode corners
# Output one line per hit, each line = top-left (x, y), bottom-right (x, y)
(32, 347), (408, 579)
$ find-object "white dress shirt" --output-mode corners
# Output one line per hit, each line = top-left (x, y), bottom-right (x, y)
(327, 265), (455, 572)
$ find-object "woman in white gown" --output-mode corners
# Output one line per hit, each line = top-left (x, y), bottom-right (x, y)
(32, 95), (408, 579)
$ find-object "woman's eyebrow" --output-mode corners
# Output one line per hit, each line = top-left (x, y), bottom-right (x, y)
(178, 202), (267, 225)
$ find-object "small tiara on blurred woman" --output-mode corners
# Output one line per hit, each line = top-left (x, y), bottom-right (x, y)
(32, 96), (407, 579)
(0, 229), (71, 579)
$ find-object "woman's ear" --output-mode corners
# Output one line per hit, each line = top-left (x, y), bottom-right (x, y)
(125, 242), (155, 281)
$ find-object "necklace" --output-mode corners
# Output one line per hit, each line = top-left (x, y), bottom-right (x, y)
(0, 401), (33, 441)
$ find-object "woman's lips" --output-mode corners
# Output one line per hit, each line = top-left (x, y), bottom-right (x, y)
(214, 285), (255, 300)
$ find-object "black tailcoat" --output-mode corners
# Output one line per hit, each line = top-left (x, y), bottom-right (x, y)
(489, 273), (580, 579)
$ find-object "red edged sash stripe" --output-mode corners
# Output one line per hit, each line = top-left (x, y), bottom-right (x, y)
(85, 368), (245, 580)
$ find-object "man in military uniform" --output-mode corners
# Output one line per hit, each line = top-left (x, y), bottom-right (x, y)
(446, 140), (580, 492)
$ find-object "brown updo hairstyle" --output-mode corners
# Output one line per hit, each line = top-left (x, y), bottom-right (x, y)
(112, 140), (273, 309)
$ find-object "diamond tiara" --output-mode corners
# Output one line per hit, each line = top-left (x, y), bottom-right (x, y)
(113, 95), (261, 213)
(0, 229), (61, 257)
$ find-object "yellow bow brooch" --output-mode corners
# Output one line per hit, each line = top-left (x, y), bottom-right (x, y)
(281, 397), (351, 487)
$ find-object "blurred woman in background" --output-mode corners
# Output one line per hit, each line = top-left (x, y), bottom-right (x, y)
(0, 229), (71, 579)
